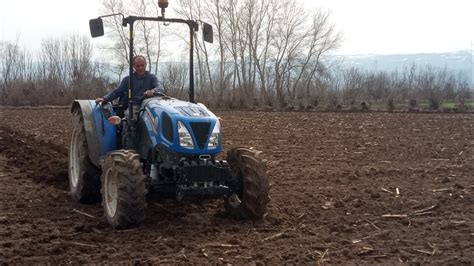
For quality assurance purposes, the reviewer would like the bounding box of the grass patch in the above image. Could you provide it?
[441,100,474,109]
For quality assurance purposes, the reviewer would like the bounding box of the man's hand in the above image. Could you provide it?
[95,98,104,104]
[144,90,155,98]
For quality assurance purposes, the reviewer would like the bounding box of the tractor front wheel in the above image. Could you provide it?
[225,147,270,219]
[69,110,101,204]
[101,150,147,229]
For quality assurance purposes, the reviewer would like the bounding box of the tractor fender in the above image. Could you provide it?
[71,100,101,167]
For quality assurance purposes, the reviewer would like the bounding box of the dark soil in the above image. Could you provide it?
[1,107,473,264]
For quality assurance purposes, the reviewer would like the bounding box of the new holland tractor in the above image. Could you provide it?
[68,1,270,229]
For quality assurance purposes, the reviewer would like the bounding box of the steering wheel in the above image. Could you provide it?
[151,91,171,99]
[153,91,166,97]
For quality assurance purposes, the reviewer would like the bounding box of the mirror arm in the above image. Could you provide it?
[98,13,125,20]
[96,13,127,27]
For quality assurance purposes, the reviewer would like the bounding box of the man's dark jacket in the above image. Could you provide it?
[103,71,163,107]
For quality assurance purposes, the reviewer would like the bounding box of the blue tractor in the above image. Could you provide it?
[68,1,270,229]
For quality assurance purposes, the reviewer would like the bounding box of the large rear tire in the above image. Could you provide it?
[225,147,270,219]
[69,110,101,204]
[101,150,147,229]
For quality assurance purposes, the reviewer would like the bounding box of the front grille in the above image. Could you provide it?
[190,122,210,149]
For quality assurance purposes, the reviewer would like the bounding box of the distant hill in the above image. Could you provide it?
[332,50,473,85]
[95,50,474,87]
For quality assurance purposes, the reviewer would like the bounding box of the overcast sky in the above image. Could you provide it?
[1,0,473,55]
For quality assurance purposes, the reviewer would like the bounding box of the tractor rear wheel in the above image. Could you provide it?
[225,147,270,219]
[101,150,147,229]
[69,110,101,204]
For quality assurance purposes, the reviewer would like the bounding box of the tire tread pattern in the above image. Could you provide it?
[69,111,101,204]
[101,150,147,229]
[225,147,270,219]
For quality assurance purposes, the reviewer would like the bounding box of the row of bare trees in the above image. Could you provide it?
[334,65,472,110]
[0,35,110,106]
[1,34,471,109]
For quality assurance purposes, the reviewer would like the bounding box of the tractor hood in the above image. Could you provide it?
[140,97,222,155]
[143,97,211,118]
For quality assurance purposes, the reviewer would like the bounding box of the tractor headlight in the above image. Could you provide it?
[177,121,194,149]
[207,120,220,149]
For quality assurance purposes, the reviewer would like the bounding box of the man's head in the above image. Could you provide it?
[133,55,147,76]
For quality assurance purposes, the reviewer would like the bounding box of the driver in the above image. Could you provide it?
[95,55,163,110]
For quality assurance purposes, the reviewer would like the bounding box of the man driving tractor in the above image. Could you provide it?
[95,55,163,109]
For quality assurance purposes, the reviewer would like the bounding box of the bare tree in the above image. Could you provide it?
[293,10,342,100]
[0,41,19,104]
[162,61,189,100]
[342,67,363,107]
[175,0,217,101]
[99,0,165,81]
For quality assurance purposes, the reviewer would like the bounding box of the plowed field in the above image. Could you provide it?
[1,107,473,264]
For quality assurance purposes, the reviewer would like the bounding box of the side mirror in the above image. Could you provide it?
[89,18,104,38]
[202,23,213,43]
